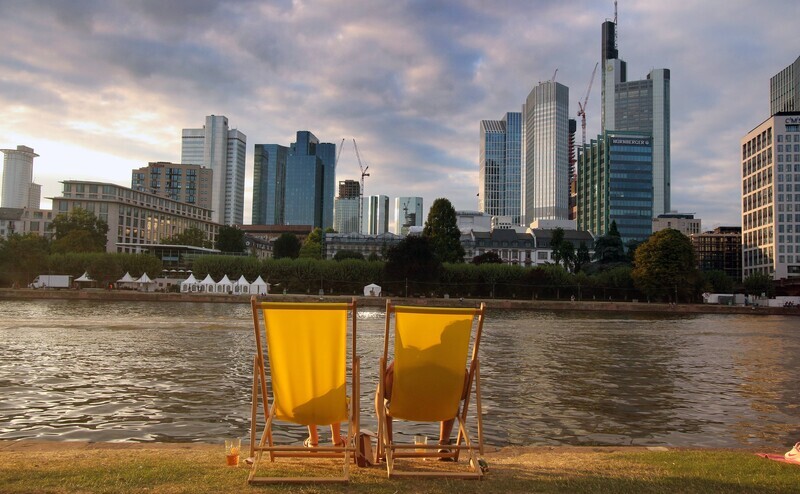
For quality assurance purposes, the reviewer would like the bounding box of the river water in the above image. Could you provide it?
[1,300,798,449]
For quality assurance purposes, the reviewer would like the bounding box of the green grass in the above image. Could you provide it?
[1,445,799,493]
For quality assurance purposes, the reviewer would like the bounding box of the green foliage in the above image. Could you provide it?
[384,235,441,295]
[632,229,699,302]
[163,226,212,248]
[574,241,591,273]
[702,270,735,293]
[273,233,301,259]
[743,272,774,297]
[215,225,246,253]
[592,233,627,264]
[472,251,503,264]
[422,198,465,263]
[298,228,323,260]
[0,233,50,286]
[333,250,365,261]
[50,208,108,253]
[367,252,380,261]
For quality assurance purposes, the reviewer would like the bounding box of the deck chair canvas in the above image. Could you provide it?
[377,300,486,479]
[248,297,360,484]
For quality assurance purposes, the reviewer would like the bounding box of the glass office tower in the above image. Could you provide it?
[252,144,288,225]
[479,112,522,225]
[577,131,653,244]
[770,56,800,114]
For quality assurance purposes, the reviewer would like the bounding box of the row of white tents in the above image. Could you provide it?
[180,274,269,295]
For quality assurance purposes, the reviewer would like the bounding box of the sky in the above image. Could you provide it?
[0,0,798,230]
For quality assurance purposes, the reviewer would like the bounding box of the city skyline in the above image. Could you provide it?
[0,1,797,229]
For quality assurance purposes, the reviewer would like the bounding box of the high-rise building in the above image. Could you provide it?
[334,180,360,233]
[252,131,336,229]
[393,197,423,235]
[577,131,653,244]
[1,145,41,209]
[600,19,671,217]
[523,81,570,225]
[181,115,246,225]
[479,112,522,225]
[691,226,742,281]
[252,144,288,225]
[362,195,389,235]
[770,56,800,114]
[741,112,800,280]
[131,162,213,209]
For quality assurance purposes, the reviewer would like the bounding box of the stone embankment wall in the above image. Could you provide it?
[1,288,798,316]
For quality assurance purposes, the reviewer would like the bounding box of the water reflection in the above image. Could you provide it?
[0,300,799,449]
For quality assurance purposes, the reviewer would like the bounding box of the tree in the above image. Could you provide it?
[422,198,465,263]
[273,233,301,259]
[632,229,698,302]
[384,235,441,295]
[216,225,246,253]
[574,241,591,273]
[592,221,626,264]
[550,228,566,266]
[163,226,211,248]
[702,270,735,293]
[472,251,503,264]
[299,228,323,259]
[0,233,50,286]
[334,250,365,261]
[743,272,774,298]
[50,208,108,253]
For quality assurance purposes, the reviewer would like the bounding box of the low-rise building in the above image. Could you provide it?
[690,226,742,280]
[653,213,701,236]
[323,232,403,260]
[0,207,55,240]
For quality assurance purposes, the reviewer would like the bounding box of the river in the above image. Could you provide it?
[1,300,798,449]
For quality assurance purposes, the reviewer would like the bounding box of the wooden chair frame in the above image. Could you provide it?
[248,296,360,484]
[376,300,486,479]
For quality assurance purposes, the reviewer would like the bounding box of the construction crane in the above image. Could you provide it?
[551,68,558,83]
[577,61,599,146]
[334,138,345,168]
[353,138,369,232]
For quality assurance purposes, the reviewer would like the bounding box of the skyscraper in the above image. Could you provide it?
[131,162,213,210]
[181,115,246,225]
[523,81,570,225]
[479,112,522,225]
[252,131,336,229]
[334,180,360,233]
[393,197,423,235]
[252,144,288,225]
[1,145,40,209]
[770,56,800,114]
[362,195,389,235]
[600,19,671,217]
[577,131,653,244]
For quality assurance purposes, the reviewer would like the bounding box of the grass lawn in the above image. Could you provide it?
[1,443,799,493]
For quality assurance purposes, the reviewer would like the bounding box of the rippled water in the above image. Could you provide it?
[1,300,799,449]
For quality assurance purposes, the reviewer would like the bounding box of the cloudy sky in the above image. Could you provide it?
[0,0,797,229]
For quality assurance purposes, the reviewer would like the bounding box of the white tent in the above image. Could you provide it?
[199,274,216,293]
[363,283,381,297]
[234,275,251,295]
[136,273,157,292]
[75,272,94,282]
[251,275,269,295]
[116,272,137,290]
[217,274,234,294]
[180,274,199,293]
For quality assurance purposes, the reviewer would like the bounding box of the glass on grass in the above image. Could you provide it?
[225,438,241,466]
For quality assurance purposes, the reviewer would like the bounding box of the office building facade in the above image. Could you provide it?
[523,81,570,224]
[51,181,219,253]
[741,112,800,280]
[252,144,288,225]
[393,196,423,235]
[770,56,800,114]
[1,145,41,209]
[691,226,742,280]
[652,213,701,236]
[131,162,212,210]
[577,131,654,244]
[479,112,522,225]
[601,19,671,217]
[362,195,389,235]
[181,115,246,225]
[252,131,335,229]
[334,180,360,234]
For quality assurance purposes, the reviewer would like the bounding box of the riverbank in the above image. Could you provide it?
[1,287,798,316]
[1,441,798,493]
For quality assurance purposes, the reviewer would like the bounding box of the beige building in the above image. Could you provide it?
[652,213,701,236]
[132,162,213,210]
[0,207,54,240]
[51,181,219,253]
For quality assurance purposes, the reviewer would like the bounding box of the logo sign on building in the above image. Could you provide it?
[610,137,651,146]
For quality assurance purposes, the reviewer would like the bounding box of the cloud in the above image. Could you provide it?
[0,0,797,229]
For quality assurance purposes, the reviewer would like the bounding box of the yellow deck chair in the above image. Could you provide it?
[377,300,486,479]
[248,296,360,484]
